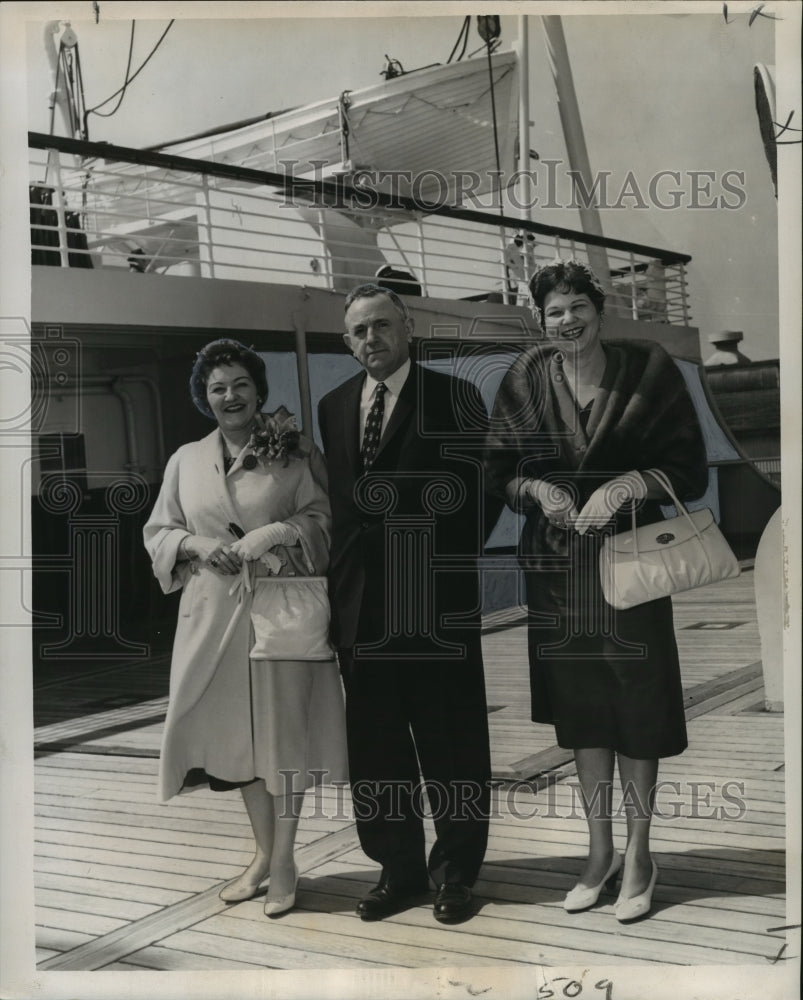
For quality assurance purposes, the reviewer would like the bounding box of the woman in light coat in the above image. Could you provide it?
[144,339,347,916]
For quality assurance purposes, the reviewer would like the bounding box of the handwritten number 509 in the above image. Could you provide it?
[537,979,614,999]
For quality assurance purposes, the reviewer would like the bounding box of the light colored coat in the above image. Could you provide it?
[144,427,331,801]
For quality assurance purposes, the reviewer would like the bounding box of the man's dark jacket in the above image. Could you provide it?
[319,362,491,657]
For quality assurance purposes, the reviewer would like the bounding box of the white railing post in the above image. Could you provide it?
[317,208,332,288]
[498,225,509,298]
[50,152,70,267]
[629,252,638,320]
[678,264,691,325]
[416,215,429,297]
[198,175,215,278]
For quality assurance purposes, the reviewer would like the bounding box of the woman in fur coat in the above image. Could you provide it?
[484,260,708,922]
[144,339,347,917]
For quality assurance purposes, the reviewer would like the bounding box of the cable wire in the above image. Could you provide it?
[446,16,470,63]
[87,20,135,127]
[83,19,174,135]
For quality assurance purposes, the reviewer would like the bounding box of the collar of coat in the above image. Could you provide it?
[489,338,690,472]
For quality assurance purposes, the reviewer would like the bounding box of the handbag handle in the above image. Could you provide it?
[626,468,703,557]
[643,467,706,543]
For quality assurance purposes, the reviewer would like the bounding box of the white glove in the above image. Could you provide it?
[259,551,286,575]
[574,471,647,535]
[527,479,580,528]
[230,522,299,561]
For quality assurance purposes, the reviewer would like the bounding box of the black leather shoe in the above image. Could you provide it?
[356,881,429,921]
[433,883,473,923]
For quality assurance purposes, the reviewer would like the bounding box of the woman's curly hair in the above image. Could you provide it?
[529,258,606,328]
[189,338,268,419]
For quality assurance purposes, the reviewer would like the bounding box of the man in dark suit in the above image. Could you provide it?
[318,283,493,923]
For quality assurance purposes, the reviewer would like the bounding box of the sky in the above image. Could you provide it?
[19,4,784,359]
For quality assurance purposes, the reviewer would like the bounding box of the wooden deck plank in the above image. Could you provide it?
[33,815,344,856]
[34,802,353,837]
[36,887,161,922]
[483,825,785,861]
[36,905,128,937]
[34,827,259,865]
[102,948,268,972]
[157,926,431,970]
[35,949,61,963]
[35,871,190,908]
[35,927,94,954]
[34,855,218,894]
[33,841,246,881]
[33,795,356,831]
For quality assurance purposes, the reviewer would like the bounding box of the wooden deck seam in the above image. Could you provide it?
[37,824,361,971]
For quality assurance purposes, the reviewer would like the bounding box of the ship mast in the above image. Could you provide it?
[515,14,532,225]
[539,15,612,286]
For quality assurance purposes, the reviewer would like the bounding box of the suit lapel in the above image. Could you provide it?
[372,362,416,466]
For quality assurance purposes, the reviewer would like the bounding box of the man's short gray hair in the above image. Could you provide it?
[344,283,411,324]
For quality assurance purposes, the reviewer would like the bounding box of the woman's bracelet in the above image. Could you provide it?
[517,478,540,508]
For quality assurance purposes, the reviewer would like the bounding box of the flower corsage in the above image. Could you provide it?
[243,406,301,469]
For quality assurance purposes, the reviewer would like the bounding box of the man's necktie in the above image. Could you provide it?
[361,382,386,468]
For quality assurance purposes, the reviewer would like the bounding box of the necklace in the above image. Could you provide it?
[220,422,253,470]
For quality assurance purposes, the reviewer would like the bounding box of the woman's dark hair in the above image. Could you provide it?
[190,339,268,419]
[529,259,606,327]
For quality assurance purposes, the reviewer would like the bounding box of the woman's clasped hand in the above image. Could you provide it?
[182,534,241,574]
[528,470,647,533]
[526,479,579,528]
[229,521,298,562]
[572,470,648,534]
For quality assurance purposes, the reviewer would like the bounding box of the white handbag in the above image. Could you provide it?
[249,575,334,661]
[599,467,740,610]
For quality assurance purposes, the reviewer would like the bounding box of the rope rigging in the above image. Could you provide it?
[446,16,471,63]
[85,20,136,124]
[82,19,175,138]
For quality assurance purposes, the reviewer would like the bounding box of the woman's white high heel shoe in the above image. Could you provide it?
[263,863,299,917]
[563,853,622,912]
[614,857,658,922]
[219,866,269,903]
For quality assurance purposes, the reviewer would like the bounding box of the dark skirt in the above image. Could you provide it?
[524,534,687,760]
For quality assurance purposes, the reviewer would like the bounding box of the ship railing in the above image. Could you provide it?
[29,132,693,326]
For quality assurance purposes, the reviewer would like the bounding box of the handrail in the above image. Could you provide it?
[29,131,692,267]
